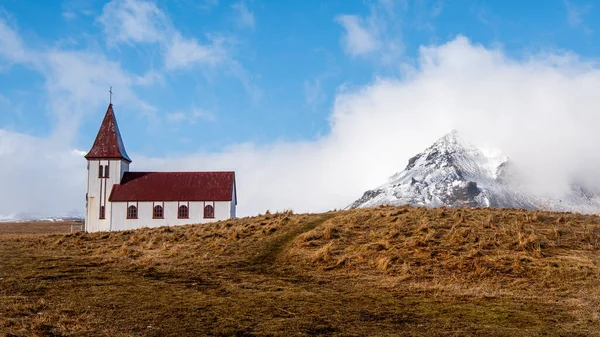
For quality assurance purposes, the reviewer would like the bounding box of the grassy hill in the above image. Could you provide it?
[2,206,600,336]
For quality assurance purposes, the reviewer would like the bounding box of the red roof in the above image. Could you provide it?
[109,171,236,203]
[85,104,131,162]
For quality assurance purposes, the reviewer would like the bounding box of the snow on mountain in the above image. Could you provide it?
[0,212,84,223]
[350,131,600,213]
[0,214,17,222]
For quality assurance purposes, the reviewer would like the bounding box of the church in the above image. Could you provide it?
[84,103,237,233]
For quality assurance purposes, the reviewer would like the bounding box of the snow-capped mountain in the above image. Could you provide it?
[0,212,84,223]
[350,131,600,213]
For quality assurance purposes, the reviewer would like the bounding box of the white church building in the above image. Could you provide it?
[84,104,237,232]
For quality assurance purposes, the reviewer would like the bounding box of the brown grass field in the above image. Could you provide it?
[2,206,600,336]
[0,221,81,235]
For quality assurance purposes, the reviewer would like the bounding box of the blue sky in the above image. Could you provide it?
[1,0,597,154]
[1,0,600,217]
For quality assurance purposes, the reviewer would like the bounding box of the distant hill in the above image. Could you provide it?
[0,212,83,223]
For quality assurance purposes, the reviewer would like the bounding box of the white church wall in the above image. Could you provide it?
[86,160,109,232]
[85,159,130,232]
[109,201,233,231]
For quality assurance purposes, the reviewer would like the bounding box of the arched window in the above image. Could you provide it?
[204,204,214,218]
[104,165,109,178]
[99,206,105,219]
[153,205,164,219]
[127,205,137,219]
[178,205,189,219]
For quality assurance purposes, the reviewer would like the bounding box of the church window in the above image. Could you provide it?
[204,204,214,218]
[127,205,137,219]
[153,205,164,219]
[99,206,105,219]
[178,205,189,219]
[98,164,109,178]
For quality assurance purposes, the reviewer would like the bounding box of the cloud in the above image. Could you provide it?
[564,0,593,35]
[0,129,85,218]
[231,2,255,29]
[99,0,230,69]
[125,36,600,215]
[0,14,154,140]
[0,15,35,65]
[61,0,96,21]
[98,0,168,45]
[62,12,78,20]
[43,50,157,138]
[166,108,215,123]
[4,8,600,220]
[0,15,156,217]
[200,0,219,10]
[335,1,404,63]
[335,15,379,56]
[164,33,228,69]
[98,0,257,99]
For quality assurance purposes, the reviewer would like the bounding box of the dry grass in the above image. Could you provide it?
[0,221,80,235]
[2,207,600,336]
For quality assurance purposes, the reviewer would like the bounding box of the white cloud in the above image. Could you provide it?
[166,108,215,123]
[164,33,228,69]
[0,129,85,218]
[200,0,219,10]
[564,0,593,35]
[0,16,35,65]
[335,15,379,56]
[99,0,231,70]
[62,12,77,20]
[0,15,155,140]
[335,1,404,63]
[98,0,257,99]
[127,36,600,215]
[98,0,168,45]
[0,16,156,217]
[4,6,600,220]
[43,50,157,138]
[231,2,255,29]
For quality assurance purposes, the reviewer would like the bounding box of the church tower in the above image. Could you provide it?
[84,104,131,232]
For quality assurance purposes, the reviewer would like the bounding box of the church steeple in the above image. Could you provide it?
[85,104,131,163]
[85,103,132,232]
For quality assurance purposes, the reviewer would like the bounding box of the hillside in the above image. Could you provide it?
[2,207,600,336]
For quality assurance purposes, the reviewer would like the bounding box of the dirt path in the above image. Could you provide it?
[245,213,335,273]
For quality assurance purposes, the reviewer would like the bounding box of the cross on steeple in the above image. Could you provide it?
[109,86,113,104]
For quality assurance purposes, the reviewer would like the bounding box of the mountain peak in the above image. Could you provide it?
[439,129,460,143]
[429,130,472,152]
[402,130,477,173]
[349,132,600,213]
